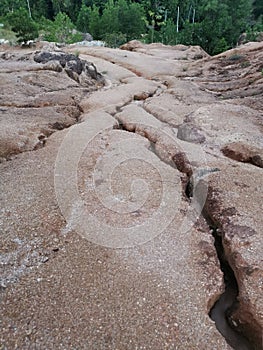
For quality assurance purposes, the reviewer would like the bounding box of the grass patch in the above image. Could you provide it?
[74,50,80,58]
[240,61,250,68]
[227,53,245,61]
[0,28,17,43]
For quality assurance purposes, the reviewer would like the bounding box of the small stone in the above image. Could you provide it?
[41,256,49,263]
[177,123,206,143]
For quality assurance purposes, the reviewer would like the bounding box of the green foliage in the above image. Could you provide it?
[0,26,17,44]
[99,0,145,41]
[240,60,250,68]
[6,7,38,43]
[253,0,263,19]
[0,0,26,17]
[224,0,253,46]
[0,0,54,20]
[76,3,90,32]
[246,18,263,41]
[42,12,82,43]
[0,0,262,54]
[31,0,52,19]
[213,38,229,55]
[118,0,145,40]
[161,19,177,45]
[228,53,245,61]
[100,0,119,34]
[103,32,127,47]
[88,5,101,38]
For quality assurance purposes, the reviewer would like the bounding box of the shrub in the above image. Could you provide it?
[42,12,82,44]
[6,7,38,43]
[103,32,127,48]
[228,53,245,61]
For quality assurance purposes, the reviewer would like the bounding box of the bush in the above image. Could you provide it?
[103,32,127,47]
[42,12,82,44]
[161,19,178,45]
[228,53,245,61]
[6,8,38,43]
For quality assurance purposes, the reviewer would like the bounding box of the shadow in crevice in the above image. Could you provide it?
[208,226,254,350]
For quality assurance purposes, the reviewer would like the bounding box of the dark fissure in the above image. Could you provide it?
[208,225,254,350]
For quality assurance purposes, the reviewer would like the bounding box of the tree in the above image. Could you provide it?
[88,5,101,38]
[30,0,54,19]
[76,2,90,32]
[161,18,177,45]
[99,0,146,42]
[0,0,26,17]
[43,12,82,43]
[100,0,119,34]
[118,0,145,40]
[196,0,231,54]
[6,7,38,42]
[253,0,263,20]
[51,0,82,21]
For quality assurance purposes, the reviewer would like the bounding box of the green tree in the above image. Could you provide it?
[0,0,26,17]
[197,0,231,54]
[225,0,253,46]
[100,0,145,42]
[100,0,119,34]
[253,0,263,19]
[51,0,82,21]
[118,0,145,40]
[43,12,81,43]
[76,2,90,32]
[30,0,54,19]
[6,7,38,42]
[161,18,177,45]
[103,32,127,47]
[88,5,101,38]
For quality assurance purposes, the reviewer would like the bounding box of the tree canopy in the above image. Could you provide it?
[0,0,262,53]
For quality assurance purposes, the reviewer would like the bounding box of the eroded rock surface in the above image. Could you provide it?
[0,49,104,159]
[203,164,263,349]
[221,142,263,168]
[0,41,262,349]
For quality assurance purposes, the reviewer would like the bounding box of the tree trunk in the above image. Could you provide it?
[26,0,32,18]
[176,6,179,33]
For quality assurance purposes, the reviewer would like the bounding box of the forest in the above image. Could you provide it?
[0,0,262,54]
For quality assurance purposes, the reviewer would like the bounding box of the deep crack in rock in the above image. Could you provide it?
[208,225,254,350]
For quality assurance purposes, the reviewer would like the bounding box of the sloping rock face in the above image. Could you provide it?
[0,49,104,160]
[120,40,209,60]
[187,41,263,111]
[0,41,262,350]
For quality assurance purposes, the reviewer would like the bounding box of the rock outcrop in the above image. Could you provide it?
[0,42,262,350]
[0,49,104,160]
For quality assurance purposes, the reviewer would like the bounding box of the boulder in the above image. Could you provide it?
[82,32,93,41]
[120,40,144,51]
[34,51,104,86]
